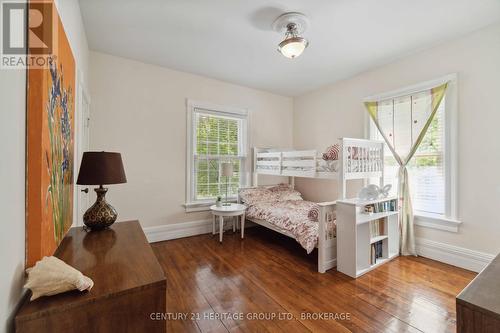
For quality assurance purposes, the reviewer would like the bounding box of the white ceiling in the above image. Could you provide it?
[79,0,500,96]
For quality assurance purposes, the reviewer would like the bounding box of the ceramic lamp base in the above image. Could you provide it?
[83,186,117,231]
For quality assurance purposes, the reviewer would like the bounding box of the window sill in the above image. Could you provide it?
[184,199,237,213]
[414,213,462,232]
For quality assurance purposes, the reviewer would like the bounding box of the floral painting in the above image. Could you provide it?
[26,1,75,267]
[46,56,73,243]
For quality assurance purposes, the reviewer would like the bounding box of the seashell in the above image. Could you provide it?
[24,256,94,301]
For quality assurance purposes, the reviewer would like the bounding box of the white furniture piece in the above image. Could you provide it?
[246,138,386,273]
[253,138,385,198]
[336,196,399,278]
[210,204,247,243]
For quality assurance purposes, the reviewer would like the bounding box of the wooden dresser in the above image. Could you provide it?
[15,221,166,333]
[457,253,500,333]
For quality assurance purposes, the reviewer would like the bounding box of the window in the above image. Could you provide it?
[367,75,460,231]
[371,98,446,213]
[186,100,248,210]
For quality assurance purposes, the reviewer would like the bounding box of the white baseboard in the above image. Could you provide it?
[416,237,495,272]
[143,219,256,243]
[144,219,213,243]
[324,258,337,271]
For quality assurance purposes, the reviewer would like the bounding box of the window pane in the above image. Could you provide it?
[411,91,434,143]
[197,184,208,199]
[197,159,208,171]
[207,117,218,142]
[208,170,219,183]
[197,116,209,142]
[193,108,244,201]
[196,142,207,155]
[409,100,445,215]
[219,118,229,143]
[393,96,412,159]
[220,143,229,155]
[376,101,394,148]
[196,168,207,185]
[370,95,446,216]
[207,143,218,155]
[228,144,238,156]
[228,121,238,144]
[417,98,444,155]
[208,184,219,198]
[408,155,445,215]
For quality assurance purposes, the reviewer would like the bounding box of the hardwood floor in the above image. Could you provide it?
[152,226,476,333]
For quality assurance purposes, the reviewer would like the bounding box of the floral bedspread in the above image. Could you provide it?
[246,200,336,253]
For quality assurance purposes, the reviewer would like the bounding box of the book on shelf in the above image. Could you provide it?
[369,219,385,238]
[370,240,384,265]
[364,199,397,214]
[371,244,376,265]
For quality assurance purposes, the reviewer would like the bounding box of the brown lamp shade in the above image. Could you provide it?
[77,152,127,185]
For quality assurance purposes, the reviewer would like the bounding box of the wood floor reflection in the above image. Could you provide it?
[152,226,476,333]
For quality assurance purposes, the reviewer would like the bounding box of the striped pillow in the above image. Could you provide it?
[322,144,361,160]
[322,144,339,161]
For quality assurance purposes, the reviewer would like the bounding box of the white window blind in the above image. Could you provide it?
[192,108,246,201]
[370,96,446,216]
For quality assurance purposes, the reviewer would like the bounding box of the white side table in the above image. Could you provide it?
[210,204,247,243]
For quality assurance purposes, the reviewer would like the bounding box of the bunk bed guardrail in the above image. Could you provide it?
[253,138,385,182]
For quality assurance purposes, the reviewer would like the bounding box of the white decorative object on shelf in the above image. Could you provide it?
[24,256,94,301]
[358,184,380,200]
[379,184,392,198]
[358,184,392,200]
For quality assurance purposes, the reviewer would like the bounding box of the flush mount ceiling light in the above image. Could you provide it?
[273,12,310,59]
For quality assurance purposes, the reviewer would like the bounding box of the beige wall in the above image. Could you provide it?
[89,52,293,228]
[0,66,26,333]
[294,23,500,255]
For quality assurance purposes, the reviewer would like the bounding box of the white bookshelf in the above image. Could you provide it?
[336,196,399,278]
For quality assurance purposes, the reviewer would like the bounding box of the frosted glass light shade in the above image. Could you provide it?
[221,163,233,177]
[278,37,308,59]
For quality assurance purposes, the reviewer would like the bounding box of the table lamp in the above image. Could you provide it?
[76,152,127,230]
[221,163,233,206]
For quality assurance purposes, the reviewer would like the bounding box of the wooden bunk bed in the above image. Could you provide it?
[238,138,385,273]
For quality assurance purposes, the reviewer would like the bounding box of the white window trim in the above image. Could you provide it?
[364,73,461,232]
[184,99,249,212]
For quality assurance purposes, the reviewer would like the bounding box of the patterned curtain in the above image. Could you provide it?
[364,83,448,255]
